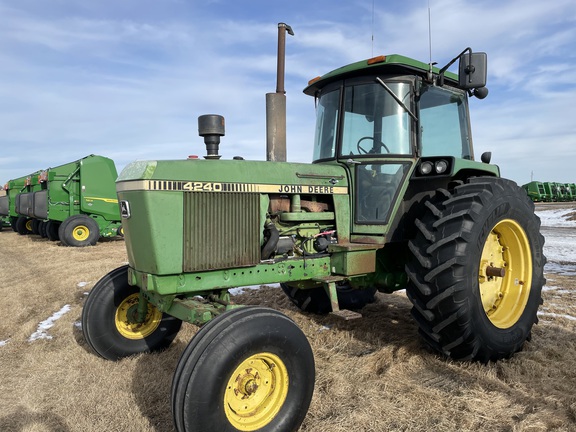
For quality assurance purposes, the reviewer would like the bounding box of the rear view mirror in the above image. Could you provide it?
[459,52,487,89]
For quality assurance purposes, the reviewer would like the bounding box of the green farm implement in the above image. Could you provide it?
[4,155,122,246]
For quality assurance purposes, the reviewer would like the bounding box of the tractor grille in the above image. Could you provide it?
[183,192,261,272]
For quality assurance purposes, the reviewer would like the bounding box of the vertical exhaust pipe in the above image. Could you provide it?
[266,22,294,162]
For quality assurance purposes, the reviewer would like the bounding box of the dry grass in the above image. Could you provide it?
[1,230,576,431]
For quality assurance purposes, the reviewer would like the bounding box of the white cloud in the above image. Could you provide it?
[0,0,574,185]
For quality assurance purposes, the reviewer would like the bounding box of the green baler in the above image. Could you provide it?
[522,181,548,202]
[9,155,122,246]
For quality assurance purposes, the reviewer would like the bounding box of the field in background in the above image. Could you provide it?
[1,207,576,432]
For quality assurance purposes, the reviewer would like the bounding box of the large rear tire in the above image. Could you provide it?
[405,177,545,362]
[172,306,315,432]
[82,265,182,360]
[280,282,376,314]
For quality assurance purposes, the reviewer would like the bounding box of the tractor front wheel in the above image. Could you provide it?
[172,306,315,432]
[405,177,545,362]
[82,265,182,361]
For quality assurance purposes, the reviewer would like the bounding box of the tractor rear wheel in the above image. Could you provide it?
[59,215,100,246]
[172,306,315,432]
[405,177,545,362]
[280,282,376,314]
[82,265,182,360]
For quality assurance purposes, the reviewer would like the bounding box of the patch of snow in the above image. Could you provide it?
[28,305,71,342]
[538,311,576,321]
[545,262,576,276]
[229,284,280,296]
[536,208,576,228]
[74,321,82,329]
[0,339,9,347]
[77,281,89,288]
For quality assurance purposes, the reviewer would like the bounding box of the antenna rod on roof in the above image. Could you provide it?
[427,1,433,82]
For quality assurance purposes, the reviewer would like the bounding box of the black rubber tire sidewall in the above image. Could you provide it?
[280,283,376,314]
[82,265,182,360]
[59,215,100,247]
[406,177,545,362]
[173,307,315,432]
[45,220,60,241]
[15,216,31,235]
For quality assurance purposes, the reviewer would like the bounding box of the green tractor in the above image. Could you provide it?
[82,24,545,432]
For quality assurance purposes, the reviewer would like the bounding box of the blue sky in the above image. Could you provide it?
[1,0,575,186]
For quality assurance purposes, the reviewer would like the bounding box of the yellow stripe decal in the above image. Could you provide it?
[84,196,119,203]
[117,180,347,195]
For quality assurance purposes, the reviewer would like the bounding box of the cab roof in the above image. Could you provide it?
[303,54,459,96]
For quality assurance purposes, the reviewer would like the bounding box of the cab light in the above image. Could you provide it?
[419,161,433,175]
[308,76,321,86]
[435,160,449,174]
[367,55,386,65]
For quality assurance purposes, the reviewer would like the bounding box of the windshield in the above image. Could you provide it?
[341,82,412,157]
[419,84,472,159]
[312,81,413,161]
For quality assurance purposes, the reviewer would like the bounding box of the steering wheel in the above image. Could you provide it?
[356,136,390,154]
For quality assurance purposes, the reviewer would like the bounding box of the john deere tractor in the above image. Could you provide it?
[82,24,545,432]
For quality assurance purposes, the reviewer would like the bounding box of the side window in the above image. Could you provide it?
[312,89,340,161]
[419,85,472,159]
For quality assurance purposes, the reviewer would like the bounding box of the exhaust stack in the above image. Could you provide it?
[266,22,294,162]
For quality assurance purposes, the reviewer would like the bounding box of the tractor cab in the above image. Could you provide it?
[305,50,491,237]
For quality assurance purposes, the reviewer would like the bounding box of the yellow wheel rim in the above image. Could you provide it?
[224,352,289,431]
[72,225,90,241]
[26,220,33,231]
[114,293,162,339]
[479,219,532,329]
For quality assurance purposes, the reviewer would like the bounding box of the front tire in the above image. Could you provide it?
[172,306,315,432]
[405,177,545,362]
[82,265,182,361]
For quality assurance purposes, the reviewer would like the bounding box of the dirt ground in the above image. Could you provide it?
[1,221,576,432]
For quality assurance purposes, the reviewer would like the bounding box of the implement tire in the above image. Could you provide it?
[405,177,545,362]
[59,215,100,247]
[46,220,60,241]
[82,265,182,360]
[172,306,314,432]
[16,217,32,235]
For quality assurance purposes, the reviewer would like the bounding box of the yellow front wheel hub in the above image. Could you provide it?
[224,353,289,431]
[72,225,90,241]
[479,219,532,329]
[115,293,162,339]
